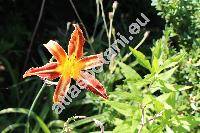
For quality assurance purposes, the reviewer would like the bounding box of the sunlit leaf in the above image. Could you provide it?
[158,66,178,80]
[118,62,142,81]
[129,47,151,71]
[104,101,136,116]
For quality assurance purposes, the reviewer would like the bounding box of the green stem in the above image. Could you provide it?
[26,83,46,132]
[26,57,53,132]
[28,83,46,118]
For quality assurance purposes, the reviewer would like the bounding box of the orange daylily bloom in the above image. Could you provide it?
[23,24,108,103]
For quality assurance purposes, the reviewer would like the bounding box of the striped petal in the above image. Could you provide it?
[68,24,85,59]
[77,71,108,99]
[44,40,67,63]
[53,76,71,103]
[23,62,60,80]
[80,54,104,70]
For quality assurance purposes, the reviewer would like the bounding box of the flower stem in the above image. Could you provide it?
[26,83,47,132]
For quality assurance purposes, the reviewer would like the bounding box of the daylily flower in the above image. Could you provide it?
[23,24,108,103]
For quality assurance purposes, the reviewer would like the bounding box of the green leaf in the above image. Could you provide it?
[174,85,192,91]
[152,56,159,73]
[0,108,50,133]
[110,91,142,102]
[48,120,65,128]
[173,116,200,132]
[33,103,50,132]
[157,92,176,109]
[2,123,26,133]
[104,101,135,116]
[158,53,185,72]
[151,40,162,59]
[118,62,142,81]
[128,73,155,91]
[150,124,163,133]
[113,119,133,133]
[129,47,151,71]
[142,94,153,105]
[153,99,165,112]
[159,81,177,92]
[158,66,178,80]
[166,125,174,133]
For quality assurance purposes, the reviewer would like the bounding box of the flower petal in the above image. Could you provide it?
[77,71,108,99]
[44,40,67,63]
[53,76,71,103]
[23,62,60,80]
[68,24,85,59]
[80,54,104,70]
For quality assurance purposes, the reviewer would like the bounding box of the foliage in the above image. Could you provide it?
[0,0,199,132]
[101,34,199,132]
[151,0,200,122]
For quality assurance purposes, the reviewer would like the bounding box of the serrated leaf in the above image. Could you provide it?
[128,73,154,91]
[113,120,132,133]
[158,66,178,80]
[118,62,142,81]
[158,53,185,72]
[129,47,151,71]
[104,101,135,116]
[110,91,142,102]
[157,92,175,109]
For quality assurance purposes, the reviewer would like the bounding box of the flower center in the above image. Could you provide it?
[60,55,84,79]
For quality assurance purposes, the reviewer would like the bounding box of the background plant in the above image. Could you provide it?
[0,0,199,132]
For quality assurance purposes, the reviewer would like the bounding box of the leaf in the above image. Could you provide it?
[118,62,142,81]
[152,40,162,59]
[150,124,163,133]
[0,108,50,133]
[159,80,176,92]
[48,120,65,128]
[129,47,151,71]
[33,103,50,132]
[158,53,185,72]
[128,73,155,91]
[113,119,133,133]
[157,92,176,109]
[153,99,165,112]
[152,56,159,73]
[174,85,192,91]
[110,91,142,102]
[2,123,26,133]
[113,118,123,126]
[104,101,135,116]
[173,116,200,132]
[166,125,174,133]
[158,66,178,80]
[142,94,153,105]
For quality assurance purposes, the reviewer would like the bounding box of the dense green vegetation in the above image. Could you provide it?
[0,0,199,132]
